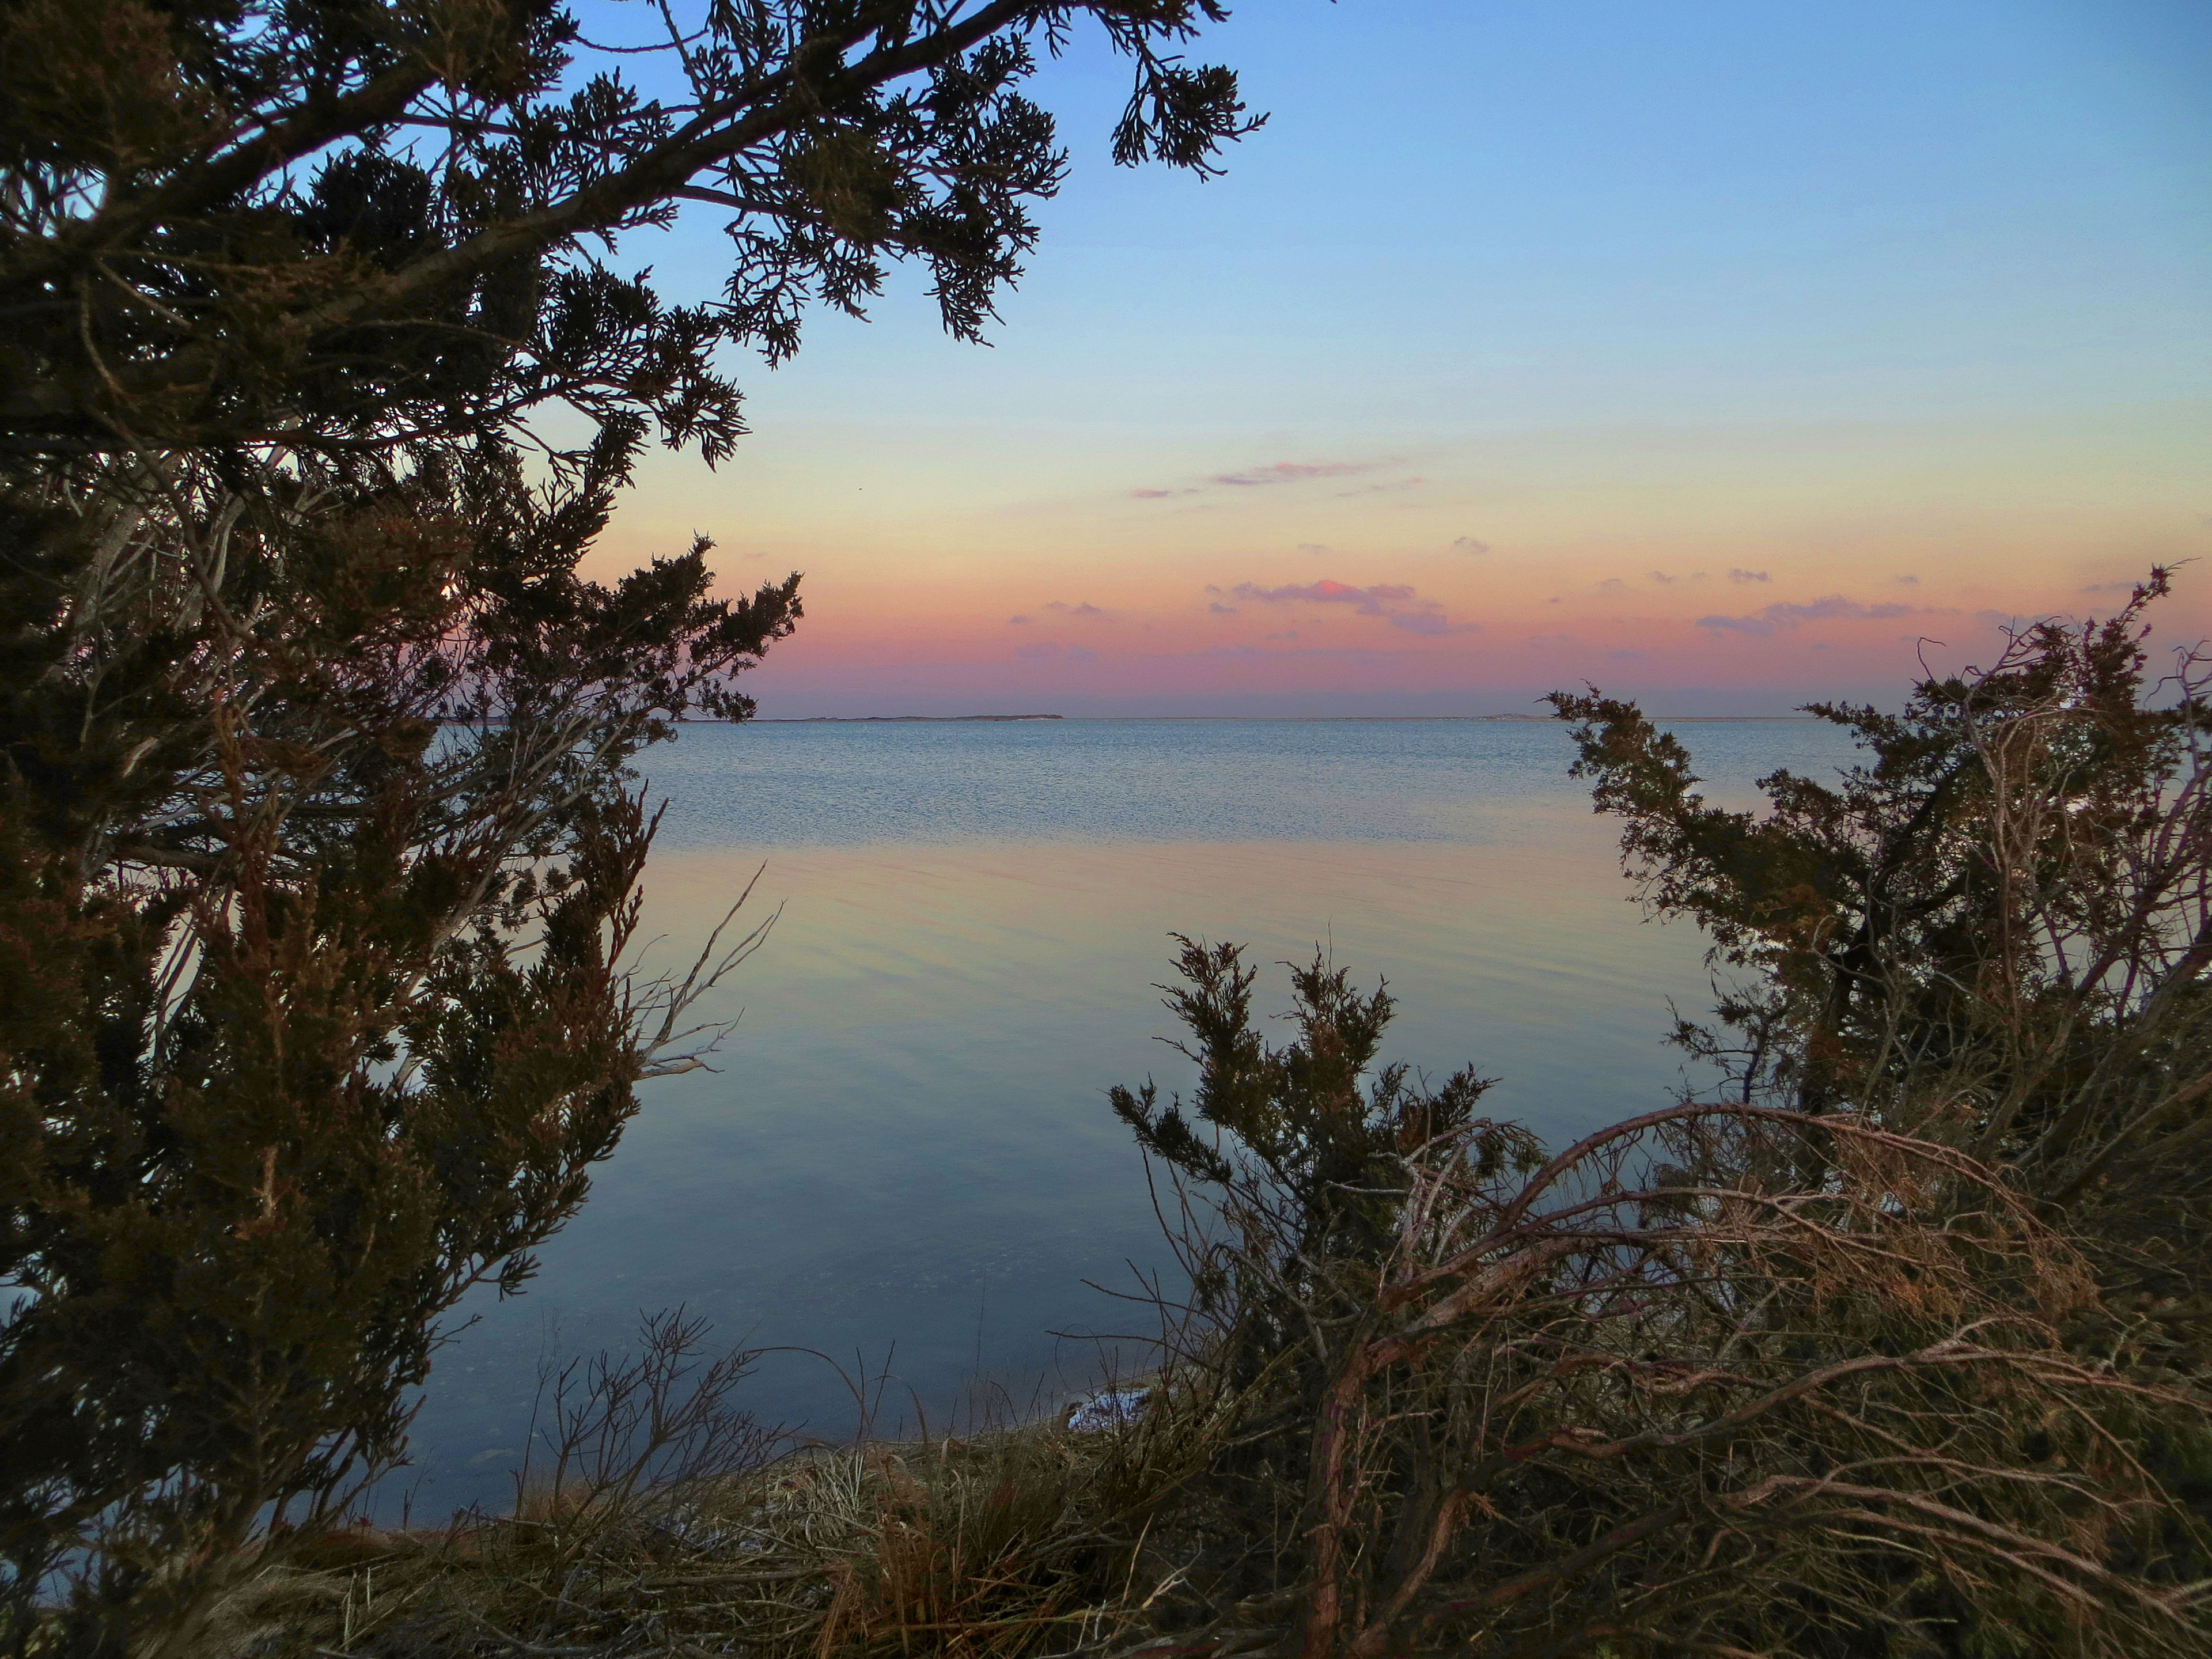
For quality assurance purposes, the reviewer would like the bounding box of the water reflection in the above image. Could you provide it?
[393,721,1858,1515]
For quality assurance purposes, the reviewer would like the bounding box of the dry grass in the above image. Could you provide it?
[187,1365,1242,1659]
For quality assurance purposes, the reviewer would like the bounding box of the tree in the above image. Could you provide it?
[0,0,1254,462]
[0,3,1257,1649]
[0,435,809,1656]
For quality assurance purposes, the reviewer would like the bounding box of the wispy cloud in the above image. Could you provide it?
[1216,461,1378,487]
[1015,642,1097,662]
[1228,577,1474,635]
[1727,568,1770,585]
[1387,611,1460,636]
[1334,476,1425,497]
[1698,595,1914,637]
[1893,574,1919,587]
[1650,570,1679,585]
[1043,599,1108,618]
[1131,459,1385,499]
[1233,578,1415,613]
[1452,536,1490,555]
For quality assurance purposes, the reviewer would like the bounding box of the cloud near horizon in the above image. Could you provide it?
[1131,459,1382,498]
[1699,595,1916,637]
[1229,577,1474,636]
[1014,641,1098,663]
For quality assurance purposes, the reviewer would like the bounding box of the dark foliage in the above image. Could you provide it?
[0,440,797,1654]
[0,0,1257,463]
[1112,936,1518,1287]
[1548,570,2212,1332]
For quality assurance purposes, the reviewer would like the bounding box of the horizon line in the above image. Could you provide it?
[741,713,1824,724]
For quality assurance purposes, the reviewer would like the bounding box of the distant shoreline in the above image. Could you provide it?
[745,713,1822,724]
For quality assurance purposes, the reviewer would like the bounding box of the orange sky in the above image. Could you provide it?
[597,397,2210,715]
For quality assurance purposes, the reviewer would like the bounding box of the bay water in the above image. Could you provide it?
[394,717,1860,1515]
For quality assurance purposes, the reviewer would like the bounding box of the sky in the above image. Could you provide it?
[582,0,2212,717]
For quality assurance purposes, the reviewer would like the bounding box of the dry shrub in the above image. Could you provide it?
[813,1439,1088,1656]
[1287,1107,2196,1657]
[1105,938,2212,1659]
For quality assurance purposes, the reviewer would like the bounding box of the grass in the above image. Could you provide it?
[194,1361,1248,1659]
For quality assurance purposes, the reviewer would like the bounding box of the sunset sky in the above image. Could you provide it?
[586,0,2211,717]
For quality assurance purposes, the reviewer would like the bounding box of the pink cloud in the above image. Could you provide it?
[1699,595,1915,637]
[1213,460,1377,487]
[1228,577,1474,636]
[1233,578,1416,612]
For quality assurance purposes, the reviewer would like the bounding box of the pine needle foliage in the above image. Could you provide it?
[1104,956,2209,1659]
[0,441,798,1656]
[0,0,1258,464]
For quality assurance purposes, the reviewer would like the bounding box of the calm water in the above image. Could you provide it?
[395,718,1859,1514]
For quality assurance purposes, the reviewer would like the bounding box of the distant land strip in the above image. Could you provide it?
[748,712,1819,724]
